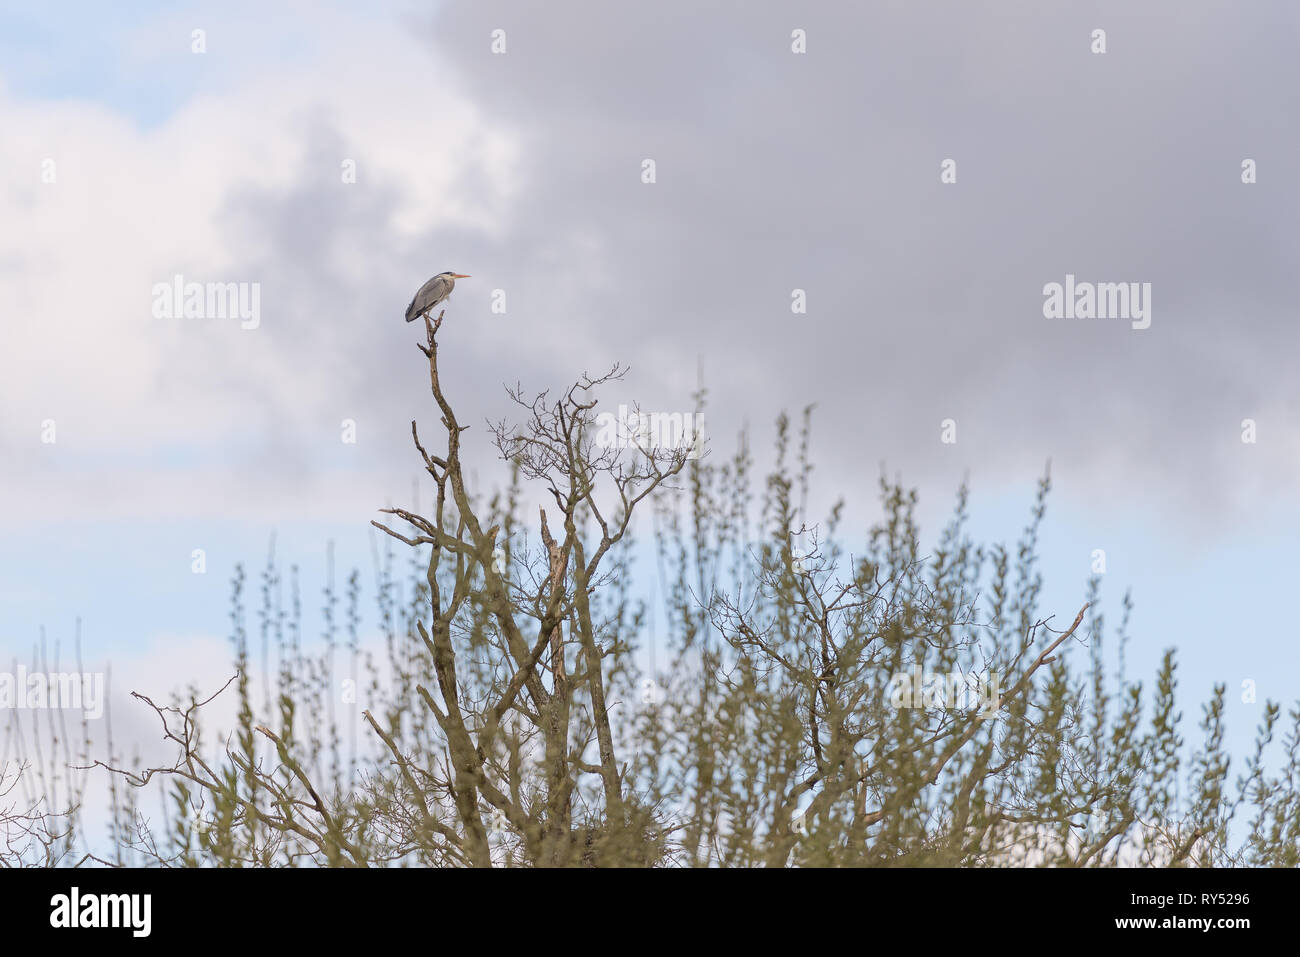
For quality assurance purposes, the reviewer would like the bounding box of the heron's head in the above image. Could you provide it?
[440,271,471,280]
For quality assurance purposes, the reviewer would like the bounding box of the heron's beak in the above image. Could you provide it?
[452,273,471,278]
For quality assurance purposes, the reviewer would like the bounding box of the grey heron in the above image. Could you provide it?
[405,271,470,322]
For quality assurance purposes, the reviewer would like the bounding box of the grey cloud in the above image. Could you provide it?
[166,1,1299,529]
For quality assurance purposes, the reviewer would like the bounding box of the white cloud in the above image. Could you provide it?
[0,5,521,525]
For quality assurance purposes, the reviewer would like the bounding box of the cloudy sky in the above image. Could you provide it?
[2,1,1297,786]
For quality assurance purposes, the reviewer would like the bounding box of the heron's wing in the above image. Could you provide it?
[404,291,421,321]
[404,275,448,321]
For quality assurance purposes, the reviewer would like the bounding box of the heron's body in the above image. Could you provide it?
[405,271,470,322]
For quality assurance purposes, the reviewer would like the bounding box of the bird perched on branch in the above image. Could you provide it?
[405,271,470,322]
